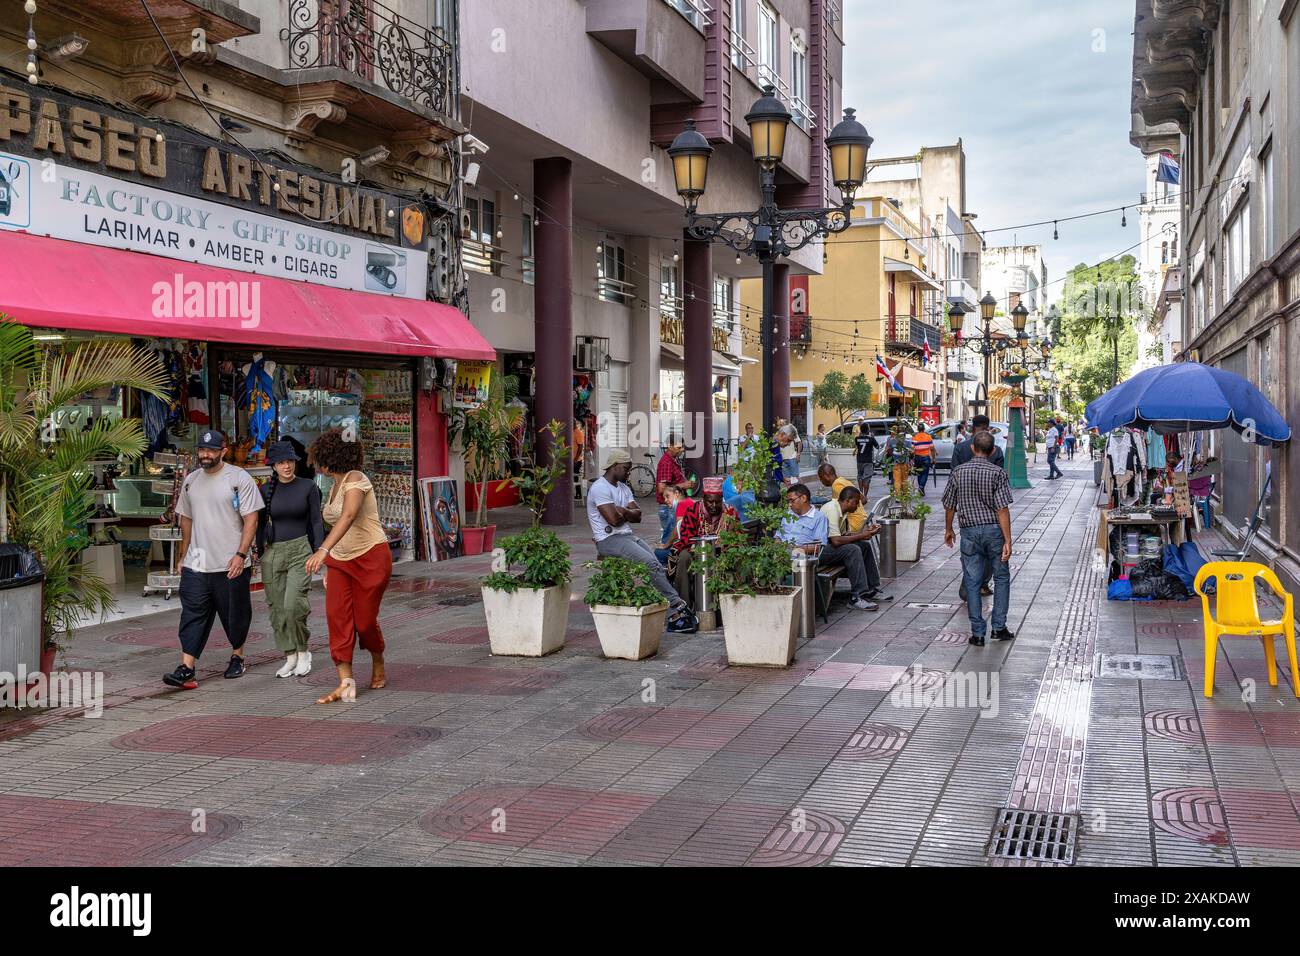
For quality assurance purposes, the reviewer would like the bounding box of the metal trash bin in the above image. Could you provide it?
[876,518,899,579]
[0,544,44,677]
[791,548,817,641]
[692,535,720,631]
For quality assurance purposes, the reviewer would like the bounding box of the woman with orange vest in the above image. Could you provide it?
[911,425,935,495]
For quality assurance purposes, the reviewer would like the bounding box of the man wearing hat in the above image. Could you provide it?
[670,476,739,609]
[163,429,264,689]
[588,450,698,633]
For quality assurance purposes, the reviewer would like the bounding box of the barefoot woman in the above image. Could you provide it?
[304,429,393,703]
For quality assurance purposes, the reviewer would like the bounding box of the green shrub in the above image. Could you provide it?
[482,526,571,592]
[583,557,665,608]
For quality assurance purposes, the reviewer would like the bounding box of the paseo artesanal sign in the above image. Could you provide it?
[0,79,430,298]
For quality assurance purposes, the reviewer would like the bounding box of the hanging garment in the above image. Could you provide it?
[242,356,276,453]
[141,391,170,456]
[1145,427,1166,469]
[186,343,209,425]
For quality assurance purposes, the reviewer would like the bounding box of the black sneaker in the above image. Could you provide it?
[992,627,1016,641]
[967,634,986,646]
[223,654,246,679]
[163,664,198,689]
[667,609,699,634]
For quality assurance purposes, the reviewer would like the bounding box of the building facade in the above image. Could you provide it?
[0,0,486,592]
[1131,0,1300,590]
[1131,119,1183,368]
[457,0,844,517]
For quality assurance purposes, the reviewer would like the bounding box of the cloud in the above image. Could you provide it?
[842,0,1145,299]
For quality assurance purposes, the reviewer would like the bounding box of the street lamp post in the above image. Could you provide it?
[668,89,873,433]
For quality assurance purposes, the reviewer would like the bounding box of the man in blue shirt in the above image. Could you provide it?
[776,484,877,611]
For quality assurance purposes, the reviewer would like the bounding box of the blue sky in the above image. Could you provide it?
[841,0,1144,300]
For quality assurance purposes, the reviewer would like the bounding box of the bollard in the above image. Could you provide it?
[791,548,817,641]
[876,517,899,579]
[693,534,720,630]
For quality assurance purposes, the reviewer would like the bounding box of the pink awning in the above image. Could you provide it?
[0,231,494,361]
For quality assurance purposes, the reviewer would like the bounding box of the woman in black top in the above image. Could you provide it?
[258,441,325,677]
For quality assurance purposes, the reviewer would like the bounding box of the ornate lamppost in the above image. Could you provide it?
[667,88,873,432]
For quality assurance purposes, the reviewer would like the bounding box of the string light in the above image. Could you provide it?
[1121,206,1127,227]
[1052,220,1059,240]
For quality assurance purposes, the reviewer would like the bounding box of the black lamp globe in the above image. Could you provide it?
[825,108,873,197]
[667,118,714,212]
[744,85,793,169]
[979,292,997,323]
[947,302,965,335]
[1011,302,1029,333]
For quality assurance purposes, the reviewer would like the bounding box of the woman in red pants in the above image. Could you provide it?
[304,429,392,703]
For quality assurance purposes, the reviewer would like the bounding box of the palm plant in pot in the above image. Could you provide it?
[693,433,800,667]
[448,373,522,555]
[0,318,168,667]
[583,556,667,660]
[480,424,573,656]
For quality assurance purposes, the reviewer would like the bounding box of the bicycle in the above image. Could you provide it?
[627,451,700,499]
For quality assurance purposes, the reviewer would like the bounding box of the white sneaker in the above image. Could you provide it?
[292,651,312,676]
[275,654,298,678]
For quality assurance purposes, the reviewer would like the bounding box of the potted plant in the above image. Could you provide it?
[0,318,167,670]
[695,434,800,667]
[889,481,932,562]
[481,525,572,656]
[825,430,858,479]
[583,556,668,660]
[447,373,522,555]
[507,419,569,528]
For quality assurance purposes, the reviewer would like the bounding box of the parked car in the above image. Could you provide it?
[930,420,1009,469]
[825,416,920,446]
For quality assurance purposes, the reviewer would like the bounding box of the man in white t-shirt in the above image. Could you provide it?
[163,429,264,690]
[1044,421,1063,480]
[588,450,697,633]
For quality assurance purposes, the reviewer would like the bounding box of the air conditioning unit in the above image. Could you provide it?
[574,336,609,372]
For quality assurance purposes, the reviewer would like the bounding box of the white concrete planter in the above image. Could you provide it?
[590,602,668,660]
[827,448,858,481]
[896,517,925,562]
[720,588,800,667]
[481,582,570,657]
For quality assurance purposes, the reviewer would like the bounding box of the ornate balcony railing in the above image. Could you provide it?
[886,314,940,352]
[287,0,458,119]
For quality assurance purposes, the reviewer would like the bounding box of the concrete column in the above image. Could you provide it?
[533,157,573,526]
[771,262,791,427]
[683,234,713,476]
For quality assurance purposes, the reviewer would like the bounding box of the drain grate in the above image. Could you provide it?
[1094,653,1182,680]
[906,602,953,610]
[988,808,1078,863]
[437,593,483,607]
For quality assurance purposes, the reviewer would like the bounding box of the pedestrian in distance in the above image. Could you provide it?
[588,450,698,633]
[306,429,393,704]
[654,435,693,544]
[911,423,934,495]
[257,441,324,679]
[163,429,263,690]
[1044,419,1064,480]
[854,422,880,495]
[811,423,829,466]
[942,431,1016,646]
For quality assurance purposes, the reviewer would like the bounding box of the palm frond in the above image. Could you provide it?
[42,339,169,413]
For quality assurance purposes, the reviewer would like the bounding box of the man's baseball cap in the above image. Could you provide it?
[605,450,631,466]
[196,429,226,449]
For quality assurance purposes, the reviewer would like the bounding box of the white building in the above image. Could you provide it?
[1131,129,1181,369]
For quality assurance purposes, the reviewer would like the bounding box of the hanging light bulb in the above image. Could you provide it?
[596,243,603,254]
[512,193,519,201]
[1121,207,1127,227]
[27,29,37,50]
[736,255,742,265]
[26,54,37,75]
[24,0,37,13]
[1053,221,1059,240]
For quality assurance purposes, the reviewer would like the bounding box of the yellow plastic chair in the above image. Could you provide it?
[1193,561,1298,699]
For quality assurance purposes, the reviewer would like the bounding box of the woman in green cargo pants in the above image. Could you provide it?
[257,441,324,677]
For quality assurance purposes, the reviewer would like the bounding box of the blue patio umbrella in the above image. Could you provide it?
[1085,362,1290,444]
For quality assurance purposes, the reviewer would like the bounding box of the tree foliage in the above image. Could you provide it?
[1052,256,1142,406]
[811,371,880,426]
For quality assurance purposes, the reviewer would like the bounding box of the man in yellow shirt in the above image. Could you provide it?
[817,462,867,532]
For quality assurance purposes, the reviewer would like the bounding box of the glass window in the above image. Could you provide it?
[731,0,746,69]
[599,241,628,305]
[660,260,680,319]
[791,42,808,130]
[757,1,778,85]
[1224,203,1250,301]
[522,212,534,284]
[1261,145,1274,257]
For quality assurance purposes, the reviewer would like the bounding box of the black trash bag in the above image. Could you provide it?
[1129,558,1188,600]
[0,543,44,590]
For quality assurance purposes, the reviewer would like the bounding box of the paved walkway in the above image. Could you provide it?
[2,453,1297,866]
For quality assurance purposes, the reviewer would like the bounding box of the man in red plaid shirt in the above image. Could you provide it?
[655,436,694,544]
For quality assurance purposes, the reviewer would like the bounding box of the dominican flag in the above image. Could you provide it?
[1156,151,1180,185]
[922,338,933,367]
[876,353,904,393]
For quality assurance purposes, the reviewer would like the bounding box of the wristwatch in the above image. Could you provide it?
[236,551,247,560]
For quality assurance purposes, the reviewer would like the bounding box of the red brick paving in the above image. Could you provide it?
[301,662,566,695]
[105,627,269,648]
[0,794,240,866]
[110,714,439,764]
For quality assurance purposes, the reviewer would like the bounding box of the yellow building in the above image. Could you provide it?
[738,196,946,447]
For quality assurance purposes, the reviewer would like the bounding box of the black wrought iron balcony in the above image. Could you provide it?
[287,0,458,121]
[886,314,940,353]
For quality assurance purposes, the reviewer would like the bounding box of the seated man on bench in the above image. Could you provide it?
[776,483,878,612]
[821,485,892,603]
